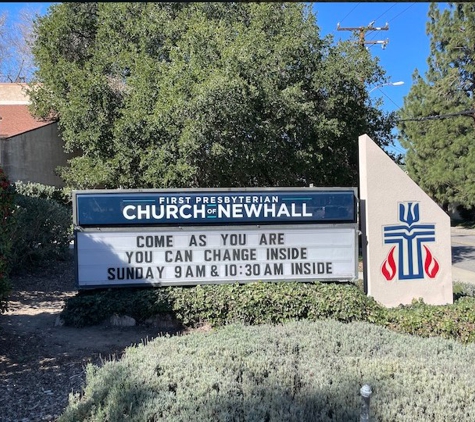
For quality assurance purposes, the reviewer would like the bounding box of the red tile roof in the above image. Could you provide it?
[0,104,55,138]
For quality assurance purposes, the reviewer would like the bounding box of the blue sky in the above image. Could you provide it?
[312,2,448,156]
[1,2,448,156]
[1,2,52,19]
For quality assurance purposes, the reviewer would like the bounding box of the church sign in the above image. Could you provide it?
[359,134,453,307]
[74,189,356,226]
[73,188,358,289]
[72,135,454,308]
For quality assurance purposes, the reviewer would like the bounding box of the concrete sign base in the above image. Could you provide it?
[359,134,453,307]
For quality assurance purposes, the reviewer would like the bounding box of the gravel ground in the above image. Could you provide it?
[0,255,86,422]
[0,253,178,422]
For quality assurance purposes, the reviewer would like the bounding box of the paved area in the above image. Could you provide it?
[451,226,475,284]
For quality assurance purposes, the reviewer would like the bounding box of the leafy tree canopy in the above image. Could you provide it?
[30,2,395,189]
[398,3,475,209]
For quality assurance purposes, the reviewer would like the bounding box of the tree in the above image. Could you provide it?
[398,3,475,210]
[0,6,40,82]
[30,2,395,189]
[0,11,8,77]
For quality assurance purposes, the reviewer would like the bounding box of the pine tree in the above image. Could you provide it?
[398,3,475,210]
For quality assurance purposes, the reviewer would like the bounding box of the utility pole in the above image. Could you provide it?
[337,21,389,49]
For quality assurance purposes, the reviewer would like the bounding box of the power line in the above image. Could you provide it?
[392,145,407,155]
[398,110,475,122]
[339,3,361,25]
[378,89,402,110]
[387,2,417,24]
[372,3,398,23]
[365,2,415,46]
[365,3,398,42]
[366,2,415,43]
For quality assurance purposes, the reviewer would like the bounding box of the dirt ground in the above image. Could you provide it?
[1,251,364,421]
[0,253,181,422]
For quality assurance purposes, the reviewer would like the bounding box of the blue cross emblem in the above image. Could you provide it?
[382,202,438,280]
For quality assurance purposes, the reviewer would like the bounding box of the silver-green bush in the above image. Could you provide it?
[59,320,475,421]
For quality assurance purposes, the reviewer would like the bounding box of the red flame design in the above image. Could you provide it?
[382,246,397,281]
[424,246,439,278]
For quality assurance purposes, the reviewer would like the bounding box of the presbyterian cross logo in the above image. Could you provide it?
[381,202,440,281]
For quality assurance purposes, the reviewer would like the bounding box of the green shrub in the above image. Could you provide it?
[453,281,475,299]
[385,297,475,344]
[0,167,15,312]
[61,281,385,329]
[61,280,475,346]
[58,319,475,422]
[169,281,385,327]
[61,288,174,327]
[12,180,71,206]
[8,194,72,272]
